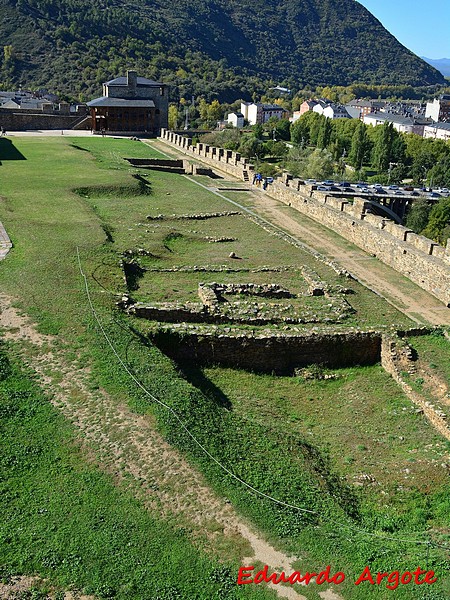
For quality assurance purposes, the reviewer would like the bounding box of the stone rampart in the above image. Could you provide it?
[159,128,254,181]
[0,110,88,131]
[270,181,450,306]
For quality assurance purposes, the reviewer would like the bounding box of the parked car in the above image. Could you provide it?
[428,192,441,198]
[317,185,332,191]
[321,180,335,185]
[388,185,399,190]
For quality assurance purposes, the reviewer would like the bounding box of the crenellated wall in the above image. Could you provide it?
[159,128,254,181]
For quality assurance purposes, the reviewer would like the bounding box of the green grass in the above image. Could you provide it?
[199,364,448,499]
[407,333,450,384]
[0,344,273,600]
[0,136,448,599]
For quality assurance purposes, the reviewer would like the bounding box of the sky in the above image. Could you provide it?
[357,0,450,58]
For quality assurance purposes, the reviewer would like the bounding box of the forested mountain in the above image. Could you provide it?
[0,0,445,101]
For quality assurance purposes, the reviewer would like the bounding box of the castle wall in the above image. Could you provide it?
[270,182,449,306]
[0,110,87,131]
[159,128,254,181]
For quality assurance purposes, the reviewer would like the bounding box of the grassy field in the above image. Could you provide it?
[0,136,449,599]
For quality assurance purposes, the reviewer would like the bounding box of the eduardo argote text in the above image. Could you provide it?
[237,564,437,591]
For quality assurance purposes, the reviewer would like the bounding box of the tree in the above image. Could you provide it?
[168,104,179,129]
[263,140,288,158]
[405,199,432,234]
[304,148,334,180]
[422,198,450,245]
[238,136,265,159]
[290,111,321,146]
[372,122,395,173]
[207,99,223,122]
[317,118,333,149]
[427,155,450,188]
[3,45,15,62]
[252,123,264,140]
[284,146,310,177]
[349,122,371,170]
[271,118,291,141]
[309,114,326,146]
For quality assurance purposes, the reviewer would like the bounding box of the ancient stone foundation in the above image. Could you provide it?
[149,329,382,374]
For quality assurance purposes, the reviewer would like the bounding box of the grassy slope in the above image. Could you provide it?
[0,136,449,599]
[1,346,270,600]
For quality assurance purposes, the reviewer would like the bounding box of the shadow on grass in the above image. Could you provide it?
[175,363,232,410]
[0,138,27,163]
[73,174,152,198]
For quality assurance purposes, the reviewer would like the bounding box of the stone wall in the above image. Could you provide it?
[270,181,450,306]
[381,334,450,441]
[150,328,382,374]
[159,128,254,181]
[125,158,184,168]
[0,110,89,131]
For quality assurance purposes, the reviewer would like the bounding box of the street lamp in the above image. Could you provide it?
[388,161,397,184]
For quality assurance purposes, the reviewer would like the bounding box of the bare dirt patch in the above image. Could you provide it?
[0,576,95,599]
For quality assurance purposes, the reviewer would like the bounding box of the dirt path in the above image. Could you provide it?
[0,293,345,600]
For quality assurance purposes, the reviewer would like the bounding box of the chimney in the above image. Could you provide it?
[127,70,137,92]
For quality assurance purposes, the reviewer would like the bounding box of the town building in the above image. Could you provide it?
[298,99,318,116]
[363,112,427,136]
[312,99,330,116]
[345,99,386,120]
[322,104,351,120]
[87,70,169,134]
[240,102,287,125]
[425,94,450,122]
[423,122,450,141]
[226,112,244,128]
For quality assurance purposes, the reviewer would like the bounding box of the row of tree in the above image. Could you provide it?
[290,111,450,187]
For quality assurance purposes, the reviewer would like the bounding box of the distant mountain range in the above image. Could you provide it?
[0,0,446,101]
[421,57,450,77]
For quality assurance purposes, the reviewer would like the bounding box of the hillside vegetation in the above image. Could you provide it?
[0,0,445,101]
